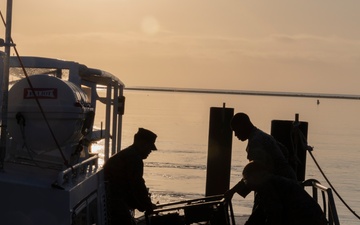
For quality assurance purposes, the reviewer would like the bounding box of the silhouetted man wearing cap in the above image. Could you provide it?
[104,128,158,225]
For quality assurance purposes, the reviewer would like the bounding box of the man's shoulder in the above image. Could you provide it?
[105,146,131,163]
[249,128,270,143]
[251,128,279,146]
[114,145,135,156]
[250,128,265,138]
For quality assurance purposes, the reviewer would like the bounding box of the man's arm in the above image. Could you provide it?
[127,158,153,212]
[225,178,252,200]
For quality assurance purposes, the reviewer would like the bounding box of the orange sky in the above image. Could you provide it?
[1,0,360,94]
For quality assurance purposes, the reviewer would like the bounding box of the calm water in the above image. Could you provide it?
[106,90,360,224]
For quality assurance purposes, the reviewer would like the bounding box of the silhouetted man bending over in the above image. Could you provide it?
[242,161,327,225]
[225,112,296,199]
[104,128,158,225]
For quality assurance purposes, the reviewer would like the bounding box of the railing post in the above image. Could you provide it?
[327,189,340,225]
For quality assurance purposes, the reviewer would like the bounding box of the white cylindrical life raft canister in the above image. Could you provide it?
[7,74,93,152]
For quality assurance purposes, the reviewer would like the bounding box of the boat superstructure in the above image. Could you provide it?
[0,55,124,225]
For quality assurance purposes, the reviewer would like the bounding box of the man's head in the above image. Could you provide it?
[242,161,269,191]
[230,113,254,141]
[134,128,157,159]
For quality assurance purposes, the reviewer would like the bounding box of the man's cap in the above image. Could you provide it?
[136,128,157,150]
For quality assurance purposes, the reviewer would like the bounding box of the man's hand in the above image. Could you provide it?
[224,189,235,202]
[145,203,157,214]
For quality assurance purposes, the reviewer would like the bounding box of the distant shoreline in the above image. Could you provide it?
[125,87,360,100]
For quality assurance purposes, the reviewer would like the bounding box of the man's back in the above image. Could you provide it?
[104,146,151,211]
[247,128,296,180]
[104,146,143,188]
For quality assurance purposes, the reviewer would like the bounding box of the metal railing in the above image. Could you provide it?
[57,155,99,185]
[302,179,340,225]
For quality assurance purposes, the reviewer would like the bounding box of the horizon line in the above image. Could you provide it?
[125,86,360,100]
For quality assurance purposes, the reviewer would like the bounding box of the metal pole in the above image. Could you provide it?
[0,0,13,170]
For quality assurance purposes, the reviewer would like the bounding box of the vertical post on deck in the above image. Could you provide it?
[270,114,308,182]
[0,0,14,170]
[205,104,234,196]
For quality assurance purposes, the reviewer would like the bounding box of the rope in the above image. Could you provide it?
[295,127,360,220]
[0,10,72,170]
[307,148,360,220]
[16,112,41,166]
